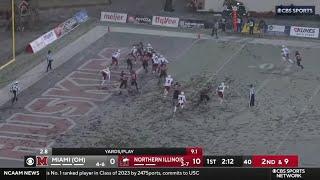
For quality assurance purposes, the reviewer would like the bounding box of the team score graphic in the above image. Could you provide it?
[186,147,203,156]
[96,162,106,167]
[252,155,299,167]
[180,159,189,167]
[262,158,273,165]
[262,158,290,165]
[222,158,234,165]
[110,158,116,165]
[190,149,198,155]
[180,157,202,167]
[243,159,252,165]
[193,158,202,165]
[39,149,49,155]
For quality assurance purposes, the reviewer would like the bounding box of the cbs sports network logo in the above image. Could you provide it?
[276,5,315,16]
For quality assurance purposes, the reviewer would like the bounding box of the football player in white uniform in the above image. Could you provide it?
[164,75,173,97]
[174,92,186,113]
[216,82,228,104]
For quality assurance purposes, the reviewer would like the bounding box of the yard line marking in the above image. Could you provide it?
[214,42,248,75]
[209,41,250,148]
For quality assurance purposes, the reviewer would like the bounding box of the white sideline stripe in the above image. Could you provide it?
[0,26,108,106]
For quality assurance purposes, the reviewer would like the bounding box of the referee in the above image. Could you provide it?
[249,84,255,107]
[211,21,219,39]
[10,81,20,104]
[46,50,54,72]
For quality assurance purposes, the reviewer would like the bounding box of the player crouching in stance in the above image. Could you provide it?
[111,49,121,67]
[100,66,111,87]
[174,92,186,114]
[216,82,228,104]
[281,45,293,64]
[164,75,173,97]
[199,86,210,104]
[295,50,304,70]
[10,81,20,104]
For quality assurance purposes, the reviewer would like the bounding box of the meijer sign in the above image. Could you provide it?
[290,26,319,38]
[152,16,179,27]
[101,12,128,23]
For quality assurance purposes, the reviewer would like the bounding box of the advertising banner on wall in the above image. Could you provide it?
[29,36,47,53]
[265,25,289,36]
[152,16,179,28]
[267,25,285,32]
[28,11,88,53]
[179,19,206,29]
[127,15,152,25]
[100,12,128,23]
[74,10,89,23]
[290,26,319,38]
[54,17,79,38]
[42,30,58,45]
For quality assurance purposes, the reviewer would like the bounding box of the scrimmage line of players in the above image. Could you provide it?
[99,43,305,113]
[99,42,236,114]
[99,42,185,113]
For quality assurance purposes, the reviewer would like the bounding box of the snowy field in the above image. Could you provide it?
[0,26,320,167]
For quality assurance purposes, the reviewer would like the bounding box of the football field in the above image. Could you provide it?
[0,25,320,167]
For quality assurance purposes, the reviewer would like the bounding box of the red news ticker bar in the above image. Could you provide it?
[252,155,299,168]
[118,155,203,168]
